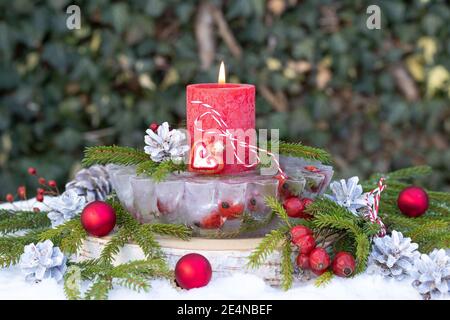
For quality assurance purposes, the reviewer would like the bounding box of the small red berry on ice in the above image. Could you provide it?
[198,211,225,229]
[36,193,44,202]
[304,165,319,172]
[38,177,46,185]
[283,197,305,218]
[48,180,57,188]
[290,225,312,244]
[248,198,258,212]
[309,247,331,272]
[149,122,159,132]
[332,252,356,277]
[17,186,27,199]
[296,253,310,270]
[218,201,244,219]
[6,194,14,203]
[293,234,316,254]
[299,198,314,219]
[28,167,37,175]
[37,188,45,195]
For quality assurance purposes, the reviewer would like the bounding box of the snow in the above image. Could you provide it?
[0,200,445,300]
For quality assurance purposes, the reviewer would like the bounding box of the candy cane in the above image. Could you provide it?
[365,178,387,237]
[191,100,283,175]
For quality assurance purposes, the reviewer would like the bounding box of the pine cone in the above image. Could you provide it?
[368,230,420,280]
[411,249,450,300]
[65,165,112,202]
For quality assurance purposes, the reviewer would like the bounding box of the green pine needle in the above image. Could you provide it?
[314,270,334,287]
[0,210,51,234]
[82,146,149,167]
[269,141,332,164]
[280,240,294,290]
[265,196,291,227]
[247,227,288,268]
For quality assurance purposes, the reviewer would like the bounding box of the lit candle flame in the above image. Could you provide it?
[218,61,226,84]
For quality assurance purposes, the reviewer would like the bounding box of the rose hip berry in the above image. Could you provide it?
[219,201,244,220]
[48,180,57,188]
[17,186,27,199]
[332,252,356,277]
[198,211,225,229]
[283,197,304,218]
[309,247,331,272]
[38,177,46,185]
[293,234,316,254]
[296,253,310,270]
[290,225,312,244]
[6,194,14,203]
[149,122,159,132]
[36,193,44,202]
[28,167,37,175]
[299,198,314,219]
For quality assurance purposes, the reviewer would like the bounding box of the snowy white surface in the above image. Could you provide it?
[0,200,445,300]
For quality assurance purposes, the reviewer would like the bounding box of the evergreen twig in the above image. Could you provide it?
[82,146,149,167]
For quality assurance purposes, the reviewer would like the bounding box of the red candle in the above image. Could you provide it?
[186,65,255,174]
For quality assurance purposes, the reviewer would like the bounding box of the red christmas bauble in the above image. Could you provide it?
[81,201,116,237]
[397,186,429,218]
[175,253,212,290]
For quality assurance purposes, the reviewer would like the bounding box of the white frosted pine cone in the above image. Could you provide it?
[65,165,112,202]
[46,189,86,228]
[368,230,420,280]
[326,176,368,215]
[19,240,67,283]
[411,249,450,300]
[144,122,189,163]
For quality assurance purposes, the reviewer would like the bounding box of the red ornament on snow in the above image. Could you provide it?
[175,253,212,290]
[81,201,116,237]
[397,186,429,218]
[332,252,356,277]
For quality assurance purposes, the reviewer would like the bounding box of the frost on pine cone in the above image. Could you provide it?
[65,165,112,202]
[144,122,189,163]
[46,189,86,228]
[368,230,420,280]
[411,249,450,300]
[19,240,67,283]
[326,176,368,215]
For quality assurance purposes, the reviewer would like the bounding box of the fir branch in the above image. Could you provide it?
[268,141,332,164]
[149,160,187,182]
[143,223,192,240]
[132,227,163,259]
[314,270,334,287]
[427,191,450,203]
[110,258,172,280]
[136,160,160,176]
[98,227,132,265]
[247,227,288,268]
[368,165,432,182]
[0,231,41,267]
[64,266,82,300]
[84,276,113,300]
[265,196,291,227]
[280,240,294,291]
[354,233,370,274]
[82,146,149,167]
[39,218,87,255]
[0,211,51,234]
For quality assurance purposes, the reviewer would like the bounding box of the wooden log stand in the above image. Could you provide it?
[78,236,283,286]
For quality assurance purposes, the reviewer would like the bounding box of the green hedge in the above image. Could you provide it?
[0,0,449,197]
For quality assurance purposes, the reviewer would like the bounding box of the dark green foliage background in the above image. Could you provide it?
[0,0,449,197]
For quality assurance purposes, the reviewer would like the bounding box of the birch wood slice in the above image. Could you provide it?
[77,236,283,286]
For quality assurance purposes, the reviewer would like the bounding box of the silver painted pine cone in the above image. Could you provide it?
[65,165,112,202]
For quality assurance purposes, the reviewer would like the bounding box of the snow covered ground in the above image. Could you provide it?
[0,199,444,300]
[0,266,423,300]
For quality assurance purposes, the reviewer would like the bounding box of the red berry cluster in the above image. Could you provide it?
[2,167,59,207]
[283,197,314,219]
[197,201,245,229]
[291,225,356,277]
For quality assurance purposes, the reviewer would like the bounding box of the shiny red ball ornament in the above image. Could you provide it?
[332,252,356,277]
[175,253,212,290]
[397,186,429,218]
[81,201,116,237]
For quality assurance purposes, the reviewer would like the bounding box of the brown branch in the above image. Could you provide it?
[210,5,242,60]
[195,2,216,70]
[259,85,288,112]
